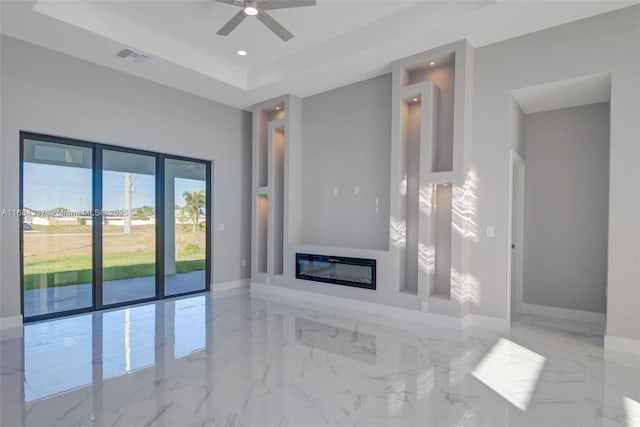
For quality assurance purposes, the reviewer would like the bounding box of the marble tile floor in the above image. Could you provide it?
[1,289,638,427]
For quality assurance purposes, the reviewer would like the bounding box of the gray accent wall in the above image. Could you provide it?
[523,103,610,314]
[0,36,252,321]
[300,75,391,250]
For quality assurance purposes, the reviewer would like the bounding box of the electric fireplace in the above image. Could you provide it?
[295,253,376,290]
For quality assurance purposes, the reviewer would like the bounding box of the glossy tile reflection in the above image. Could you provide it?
[1,290,639,427]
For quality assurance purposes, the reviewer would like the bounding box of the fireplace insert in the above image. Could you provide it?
[295,253,376,290]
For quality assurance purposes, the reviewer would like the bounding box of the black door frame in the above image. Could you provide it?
[19,131,212,322]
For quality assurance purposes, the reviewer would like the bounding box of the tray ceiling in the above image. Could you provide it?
[1,0,637,109]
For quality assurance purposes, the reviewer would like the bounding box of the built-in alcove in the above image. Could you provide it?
[256,104,285,188]
[257,115,268,188]
[431,183,452,299]
[392,40,472,317]
[401,53,455,174]
[257,194,269,274]
[399,83,440,296]
[252,98,290,278]
[397,54,456,297]
[402,97,422,295]
[270,124,285,275]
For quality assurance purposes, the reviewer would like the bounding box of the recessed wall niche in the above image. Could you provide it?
[400,85,440,295]
[252,97,300,279]
[391,40,473,318]
[270,124,285,275]
[257,194,268,274]
[403,97,422,295]
[432,183,452,299]
[402,53,455,173]
[256,104,285,188]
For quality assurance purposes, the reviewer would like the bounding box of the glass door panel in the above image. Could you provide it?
[102,150,157,305]
[164,159,207,296]
[22,139,94,318]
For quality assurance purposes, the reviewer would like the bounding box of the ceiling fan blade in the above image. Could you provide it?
[212,0,244,6]
[257,10,294,41]
[260,0,316,10]
[216,10,247,36]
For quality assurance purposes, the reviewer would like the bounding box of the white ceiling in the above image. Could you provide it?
[512,72,611,114]
[1,0,638,110]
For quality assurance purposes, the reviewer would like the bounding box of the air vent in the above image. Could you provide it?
[115,48,149,64]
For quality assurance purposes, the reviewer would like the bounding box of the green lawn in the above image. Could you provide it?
[23,224,206,290]
[24,251,205,290]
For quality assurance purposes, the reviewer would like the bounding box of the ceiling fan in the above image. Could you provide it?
[214,0,317,41]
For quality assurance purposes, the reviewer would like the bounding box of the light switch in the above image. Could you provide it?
[354,186,360,195]
[218,224,225,231]
[333,187,339,196]
[486,226,495,238]
[241,259,246,267]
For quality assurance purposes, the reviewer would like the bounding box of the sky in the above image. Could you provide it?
[23,163,205,213]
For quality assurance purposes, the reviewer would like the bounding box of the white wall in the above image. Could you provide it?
[0,36,252,322]
[471,6,639,341]
[523,103,610,314]
[300,75,391,250]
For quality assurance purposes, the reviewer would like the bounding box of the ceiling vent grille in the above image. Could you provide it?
[115,48,149,64]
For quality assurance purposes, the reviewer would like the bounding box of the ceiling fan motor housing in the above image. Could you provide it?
[244,1,258,16]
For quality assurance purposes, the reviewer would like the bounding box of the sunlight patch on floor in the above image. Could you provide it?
[471,338,546,411]
[625,396,640,427]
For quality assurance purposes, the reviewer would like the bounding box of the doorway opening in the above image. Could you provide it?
[508,73,611,333]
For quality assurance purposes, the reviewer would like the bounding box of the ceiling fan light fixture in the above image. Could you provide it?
[244,5,258,15]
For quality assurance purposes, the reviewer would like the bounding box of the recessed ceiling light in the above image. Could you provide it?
[237,50,247,56]
[276,106,281,110]
[429,61,435,66]
[244,6,258,16]
[412,97,419,102]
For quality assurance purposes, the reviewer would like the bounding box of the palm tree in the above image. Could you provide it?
[182,190,206,232]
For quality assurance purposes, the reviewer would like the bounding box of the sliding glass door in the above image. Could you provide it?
[21,139,94,318]
[20,133,211,321]
[164,159,208,296]
[102,150,157,306]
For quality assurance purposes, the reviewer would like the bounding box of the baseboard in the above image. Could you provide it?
[212,279,249,292]
[250,282,467,330]
[0,315,23,330]
[522,303,605,324]
[605,335,640,355]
